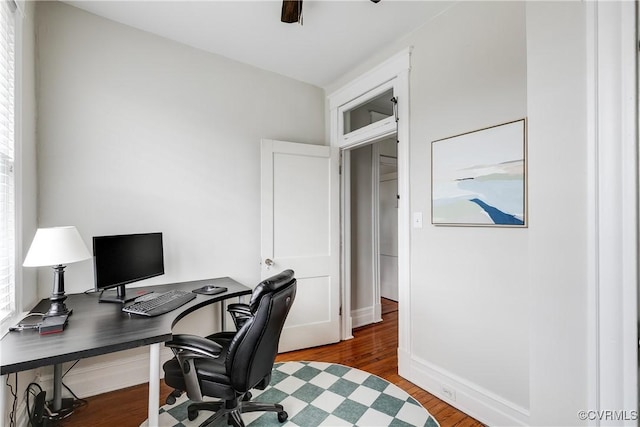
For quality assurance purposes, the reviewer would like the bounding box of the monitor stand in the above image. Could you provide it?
[99,284,150,304]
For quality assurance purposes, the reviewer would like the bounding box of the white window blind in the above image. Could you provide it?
[0,0,16,322]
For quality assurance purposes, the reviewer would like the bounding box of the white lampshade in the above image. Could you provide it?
[23,226,91,267]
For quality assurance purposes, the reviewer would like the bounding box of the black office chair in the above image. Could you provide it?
[162,270,297,427]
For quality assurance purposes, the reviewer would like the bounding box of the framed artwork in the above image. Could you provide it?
[431,118,527,227]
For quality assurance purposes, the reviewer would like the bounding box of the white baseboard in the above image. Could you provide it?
[398,349,530,426]
[351,304,382,329]
[38,347,175,399]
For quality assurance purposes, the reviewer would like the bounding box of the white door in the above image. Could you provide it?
[379,177,398,301]
[379,156,398,302]
[261,139,341,352]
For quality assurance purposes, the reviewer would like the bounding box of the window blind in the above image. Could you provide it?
[0,0,17,322]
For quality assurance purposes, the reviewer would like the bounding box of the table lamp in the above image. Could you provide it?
[23,226,91,317]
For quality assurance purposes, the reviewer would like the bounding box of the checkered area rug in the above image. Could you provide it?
[150,361,439,427]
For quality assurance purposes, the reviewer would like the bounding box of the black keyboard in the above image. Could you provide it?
[122,290,196,317]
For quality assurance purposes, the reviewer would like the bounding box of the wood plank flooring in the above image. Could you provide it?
[276,299,483,427]
[60,299,483,427]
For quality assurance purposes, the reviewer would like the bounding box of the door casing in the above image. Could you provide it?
[328,49,411,354]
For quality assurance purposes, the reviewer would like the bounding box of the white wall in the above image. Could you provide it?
[327,1,598,425]
[31,0,324,396]
[408,1,530,417]
[526,3,588,425]
[35,1,325,294]
[328,1,534,424]
[12,1,604,425]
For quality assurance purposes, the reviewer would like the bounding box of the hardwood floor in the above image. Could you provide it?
[276,299,483,427]
[60,299,483,427]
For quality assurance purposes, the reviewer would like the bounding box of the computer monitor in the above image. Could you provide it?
[93,232,165,303]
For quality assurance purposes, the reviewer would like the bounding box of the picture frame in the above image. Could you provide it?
[431,118,527,227]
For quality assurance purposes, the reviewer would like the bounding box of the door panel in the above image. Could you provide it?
[273,154,330,257]
[285,276,331,326]
[261,139,340,352]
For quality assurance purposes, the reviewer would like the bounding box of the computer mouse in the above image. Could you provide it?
[193,285,227,295]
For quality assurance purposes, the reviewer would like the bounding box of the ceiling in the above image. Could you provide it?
[63,1,454,88]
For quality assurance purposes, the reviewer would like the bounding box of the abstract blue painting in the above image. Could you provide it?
[431,119,527,227]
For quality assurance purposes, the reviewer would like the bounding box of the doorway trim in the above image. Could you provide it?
[585,1,638,421]
[328,48,411,355]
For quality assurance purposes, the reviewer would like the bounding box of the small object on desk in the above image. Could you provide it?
[193,285,227,295]
[122,289,196,317]
[38,314,69,335]
[8,313,44,332]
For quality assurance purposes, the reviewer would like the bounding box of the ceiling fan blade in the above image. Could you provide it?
[281,0,302,23]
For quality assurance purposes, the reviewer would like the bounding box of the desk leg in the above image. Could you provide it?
[148,343,160,427]
[52,364,63,411]
[221,300,226,331]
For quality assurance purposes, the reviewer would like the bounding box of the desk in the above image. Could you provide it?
[0,277,252,426]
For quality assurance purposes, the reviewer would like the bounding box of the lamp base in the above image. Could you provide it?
[45,302,72,318]
[46,265,72,317]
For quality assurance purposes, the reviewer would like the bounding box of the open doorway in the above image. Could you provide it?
[349,137,398,329]
[328,49,410,352]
